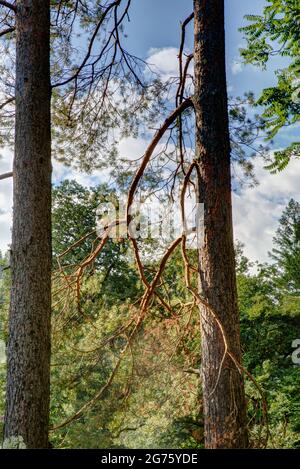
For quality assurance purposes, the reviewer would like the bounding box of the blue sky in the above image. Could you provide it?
[124,0,287,99]
[124,0,292,150]
[0,0,299,263]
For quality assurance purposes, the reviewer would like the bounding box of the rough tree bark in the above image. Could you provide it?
[4,0,51,448]
[194,0,248,448]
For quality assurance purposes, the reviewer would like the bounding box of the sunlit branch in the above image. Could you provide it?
[126,97,193,226]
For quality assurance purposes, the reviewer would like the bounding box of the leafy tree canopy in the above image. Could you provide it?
[241,0,300,172]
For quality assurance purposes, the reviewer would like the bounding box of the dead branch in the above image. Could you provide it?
[51,234,182,431]
[0,1,16,13]
[0,171,13,180]
[176,12,194,107]
[126,97,193,227]
[0,96,14,111]
[0,25,14,36]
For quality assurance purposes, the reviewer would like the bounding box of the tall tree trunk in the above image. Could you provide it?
[4,0,51,449]
[193,0,248,448]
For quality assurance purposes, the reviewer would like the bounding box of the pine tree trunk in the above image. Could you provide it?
[193,0,248,448]
[4,0,51,449]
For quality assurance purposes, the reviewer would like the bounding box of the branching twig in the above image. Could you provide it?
[52,0,122,88]
[126,97,193,228]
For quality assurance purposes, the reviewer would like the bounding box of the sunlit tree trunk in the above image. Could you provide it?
[4,0,52,448]
[194,0,248,448]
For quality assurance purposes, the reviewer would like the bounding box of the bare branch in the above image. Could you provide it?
[176,12,194,107]
[183,367,201,375]
[0,96,14,110]
[0,1,16,13]
[112,424,145,439]
[0,26,14,37]
[52,0,122,89]
[0,171,13,180]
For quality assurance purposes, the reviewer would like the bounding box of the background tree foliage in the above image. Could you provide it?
[2,183,299,448]
[241,0,300,172]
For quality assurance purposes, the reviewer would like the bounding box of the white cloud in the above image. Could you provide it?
[118,136,149,161]
[145,47,194,102]
[231,60,243,75]
[52,161,111,188]
[147,47,179,81]
[233,157,300,264]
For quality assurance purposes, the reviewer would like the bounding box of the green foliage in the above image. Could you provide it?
[270,198,300,293]
[265,143,300,173]
[0,251,9,442]
[1,186,300,449]
[50,188,300,449]
[240,0,300,171]
[241,1,300,66]
[50,181,200,448]
[236,201,300,447]
[52,180,141,306]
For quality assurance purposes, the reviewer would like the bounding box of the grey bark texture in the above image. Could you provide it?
[4,0,52,449]
[194,0,249,448]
